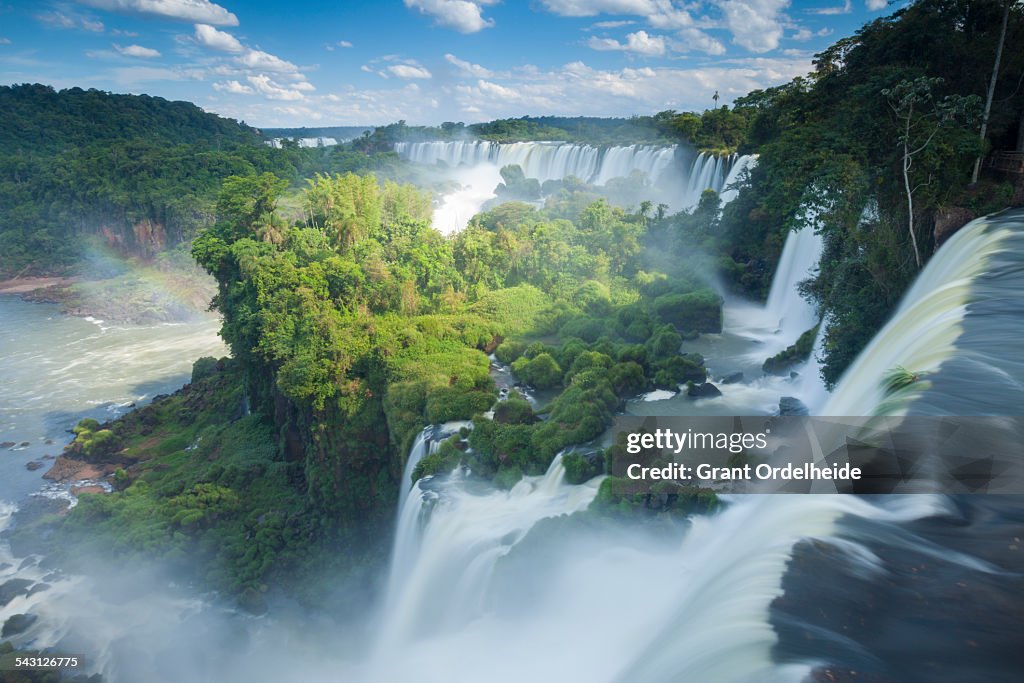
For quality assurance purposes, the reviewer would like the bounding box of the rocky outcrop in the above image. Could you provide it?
[933,207,975,248]
[687,382,723,399]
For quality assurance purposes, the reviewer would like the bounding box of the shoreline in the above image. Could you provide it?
[0,276,77,295]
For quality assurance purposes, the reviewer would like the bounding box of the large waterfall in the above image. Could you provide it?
[366,209,1024,683]
[395,140,753,233]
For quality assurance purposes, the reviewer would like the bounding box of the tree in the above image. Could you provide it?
[971,0,1016,183]
[883,77,978,268]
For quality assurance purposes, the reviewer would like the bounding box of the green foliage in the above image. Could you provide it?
[511,353,563,389]
[763,325,819,375]
[653,288,722,333]
[562,452,602,484]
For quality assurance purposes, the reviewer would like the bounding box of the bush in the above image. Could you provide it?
[511,352,563,389]
[653,288,722,333]
[562,451,602,484]
[652,355,706,388]
[494,339,527,364]
[493,396,535,424]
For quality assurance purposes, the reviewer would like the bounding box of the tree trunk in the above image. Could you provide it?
[903,136,922,269]
[971,0,1012,184]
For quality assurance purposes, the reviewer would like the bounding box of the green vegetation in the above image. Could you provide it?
[763,325,819,376]
[688,0,1024,386]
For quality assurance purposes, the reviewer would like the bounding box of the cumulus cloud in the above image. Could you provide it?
[445,53,492,78]
[236,49,300,74]
[866,0,887,10]
[114,43,161,57]
[403,0,498,33]
[76,0,238,26]
[673,27,726,55]
[338,40,353,48]
[213,79,253,94]
[715,0,789,53]
[247,74,305,100]
[194,23,244,52]
[387,63,433,79]
[588,30,667,57]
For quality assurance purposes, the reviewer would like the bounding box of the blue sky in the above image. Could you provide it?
[0,0,901,127]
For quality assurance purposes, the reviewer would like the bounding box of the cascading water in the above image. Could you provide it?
[719,154,758,204]
[367,211,1024,683]
[725,192,825,359]
[823,209,1024,416]
[395,141,753,233]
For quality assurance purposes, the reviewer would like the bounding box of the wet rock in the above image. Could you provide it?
[18,442,29,448]
[2,613,37,637]
[25,461,44,471]
[687,382,723,399]
[933,206,974,247]
[0,441,15,449]
[779,396,809,416]
[0,578,33,606]
[721,372,745,384]
[27,583,50,597]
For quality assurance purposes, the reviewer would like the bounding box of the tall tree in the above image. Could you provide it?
[971,0,1016,183]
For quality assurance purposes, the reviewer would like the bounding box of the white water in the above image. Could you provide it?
[396,141,753,233]
[725,199,824,360]
[365,212,1024,683]
[719,154,758,204]
[823,213,1020,416]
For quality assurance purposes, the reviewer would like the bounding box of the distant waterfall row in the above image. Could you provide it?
[394,140,753,207]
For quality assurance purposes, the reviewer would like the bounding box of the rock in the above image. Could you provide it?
[779,396,809,416]
[27,583,50,597]
[42,456,105,482]
[721,372,744,384]
[0,441,15,448]
[17,557,36,571]
[790,371,799,379]
[933,206,975,248]
[687,382,723,399]
[2,613,37,637]
[25,461,44,471]
[17,442,29,447]
[0,578,33,607]
[70,485,106,496]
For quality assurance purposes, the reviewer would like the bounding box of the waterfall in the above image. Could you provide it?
[726,193,825,360]
[823,209,1024,416]
[376,454,601,655]
[719,154,758,204]
[396,141,753,233]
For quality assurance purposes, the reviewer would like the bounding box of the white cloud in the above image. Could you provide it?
[477,79,518,99]
[213,79,253,94]
[673,28,726,55]
[716,0,789,53]
[403,0,497,33]
[866,0,887,10]
[387,63,433,79]
[445,53,492,78]
[540,0,657,17]
[338,40,353,48]
[194,23,244,52]
[114,43,161,57]
[791,28,813,41]
[591,20,635,29]
[76,0,238,26]
[811,1,852,15]
[37,11,105,32]
[247,74,305,100]
[236,49,300,74]
[588,30,667,57]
